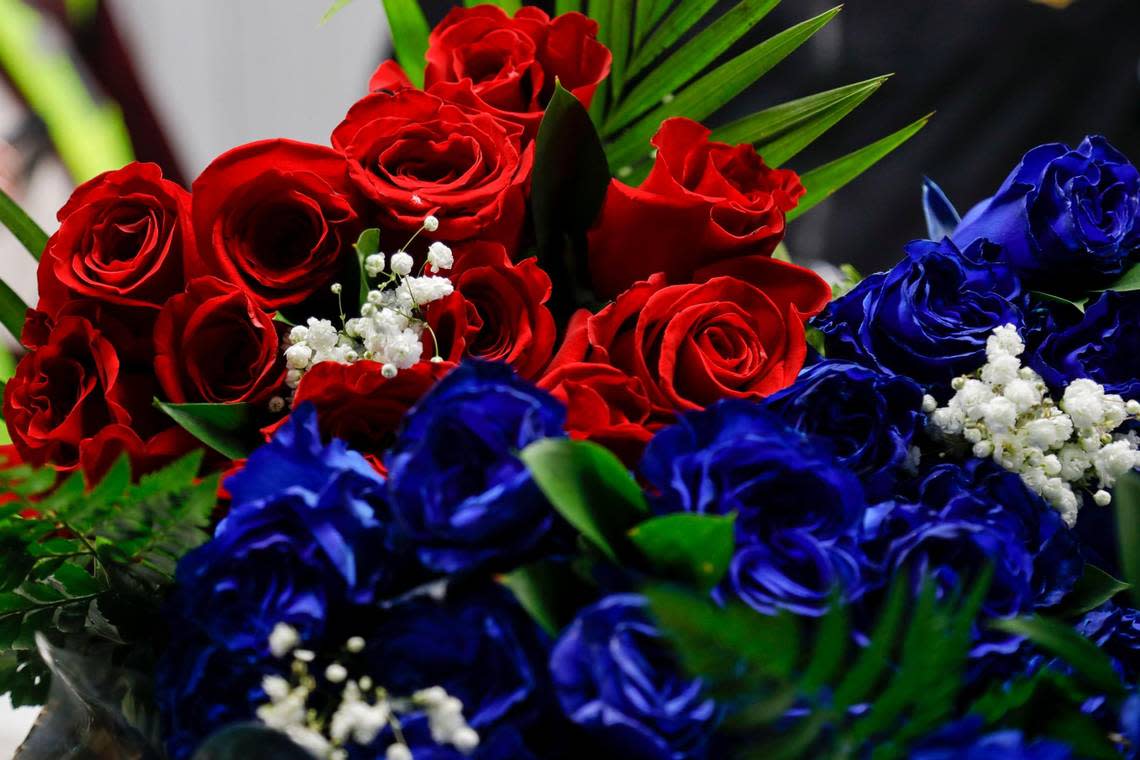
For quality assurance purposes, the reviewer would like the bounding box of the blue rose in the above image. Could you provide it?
[814,238,1024,392]
[549,594,719,760]
[156,407,408,758]
[765,360,926,501]
[911,717,1074,760]
[354,583,555,760]
[952,136,1140,291]
[862,460,1082,657]
[386,361,567,574]
[641,400,867,616]
[1077,603,1140,683]
[1030,291,1140,401]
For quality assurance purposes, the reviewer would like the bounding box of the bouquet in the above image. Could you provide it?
[1,1,1139,758]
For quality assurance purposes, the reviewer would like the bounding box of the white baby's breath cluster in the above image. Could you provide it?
[256,622,479,760]
[927,324,1140,527]
[283,216,453,390]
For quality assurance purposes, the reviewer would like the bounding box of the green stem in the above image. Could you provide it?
[0,185,48,261]
[0,277,28,340]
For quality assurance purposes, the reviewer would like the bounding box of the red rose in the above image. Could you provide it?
[424,242,556,379]
[538,358,654,466]
[371,6,610,140]
[191,139,364,311]
[154,276,285,405]
[331,89,532,245]
[551,257,831,415]
[3,316,132,468]
[37,162,194,314]
[588,118,804,298]
[287,360,450,468]
[79,425,197,483]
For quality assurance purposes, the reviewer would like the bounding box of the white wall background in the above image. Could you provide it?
[0,1,390,753]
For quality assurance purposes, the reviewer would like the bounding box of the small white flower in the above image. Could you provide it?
[980,354,1020,387]
[390,251,414,276]
[365,253,386,278]
[1094,489,1113,507]
[284,725,331,758]
[982,397,1018,433]
[346,636,366,654]
[261,675,292,703]
[285,344,314,370]
[269,623,300,658]
[426,241,453,273]
[325,663,348,683]
[986,323,1025,360]
[423,214,439,232]
[387,745,413,760]
[382,363,398,379]
[921,394,938,413]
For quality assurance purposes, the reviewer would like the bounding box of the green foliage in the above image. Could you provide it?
[1049,564,1131,620]
[501,559,598,636]
[1116,470,1140,608]
[646,573,991,760]
[0,184,48,262]
[520,438,647,562]
[0,453,218,706]
[1104,262,1140,295]
[628,513,735,591]
[320,0,356,25]
[154,400,263,460]
[788,114,933,222]
[380,0,430,87]
[989,615,1124,697]
[530,83,612,319]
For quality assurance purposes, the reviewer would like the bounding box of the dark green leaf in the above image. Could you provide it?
[628,513,735,591]
[85,455,131,505]
[625,0,718,81]
[833,574,907,710]
[1050,564,1131,619]
[193,723,314,760]
[153,400,261,460]
[634,0,671,47]
[788,112,932,222]
[501,560,595,636]
[713,76,889,147]
[1104,262,1140,294]
[1031,291,1087,315]
[607,7,842,171]
[608,1,633,95]
[1116,471,1140,608]
[799,591,848,694]
[921,177,961,240]
[465,0,521,10]
[520,438,647,562]
[555,0,581,14]
[0,184,48,261]
[354,227,381,304]
[0,277,29,341]
[605,0,781,134]
[380,0,430,88]
[989,615,1125,696]
[530,83,611,318]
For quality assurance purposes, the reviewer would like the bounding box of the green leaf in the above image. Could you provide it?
[465,0,521,10]
[606,0,633,94]
[634,0,671,47]
[0,184,48,261]
[0,277,29,341]
[555,0,581,14]
[625,0,718,81]
[380,0,429,88]
[799,592,848,694]
[501,560,595,636]
[833,574,907,710]
[788,112,932,222]
[628,513,735,591]
[519,438,647,563]
[713,76,889,149]
[1031,290,1087,315]
[354,227,381,305]
[153,400,260,460]
[530,83,611,319]
[320,0,355,24]
[989,615,1125,696]
[756,81,887,167]
[605,0,781,135]
[1115,470,1140,608]
[1049,564,1130,619]
[1104,262,1140,294]
[607,7,842,171]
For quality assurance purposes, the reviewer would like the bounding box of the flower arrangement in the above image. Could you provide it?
[1,1,1139,759]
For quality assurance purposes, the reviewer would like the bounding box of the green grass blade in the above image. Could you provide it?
[0,185,48,262]
[754,78,888,166]
[633,0,671,47]
[0,279,29,341]
[556,0,582,14]
[787,112,932,222]
[604,0,781,135]
[587,0,613,124]
[465,0,521,10]
[713,77,889,146]
[320,0,354,24]
[606,6,842,171]
[625,0,718,81]
[833,573,907,709]
[380,0,429,88]
[607,0,633,94]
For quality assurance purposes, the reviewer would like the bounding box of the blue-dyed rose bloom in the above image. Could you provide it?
[952,136,1140,291]
[765,360,926,501]
[550,594,719,760]
[157,406,403,759]
[1077,602,1140,683]
[642,401,866,616]
[355,584,555,760]
[1030,291,1140,401]
[862,460,1082,657]
[911,717,1074,760]
[386,361,567,574]
[814,238,1024,392]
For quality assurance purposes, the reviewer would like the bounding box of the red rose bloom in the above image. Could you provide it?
[552,257,831,415]
[37,162,194,314]
[191,139,363,311]
[154,276,285,405]
[3,316,132,468]
[79,425,196,483]
[425,242,556,379]
[288,360,451,468]
[538,357,654,466]
[369,6,611,140]
[331,89,532,245]
[588,118,805,298]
